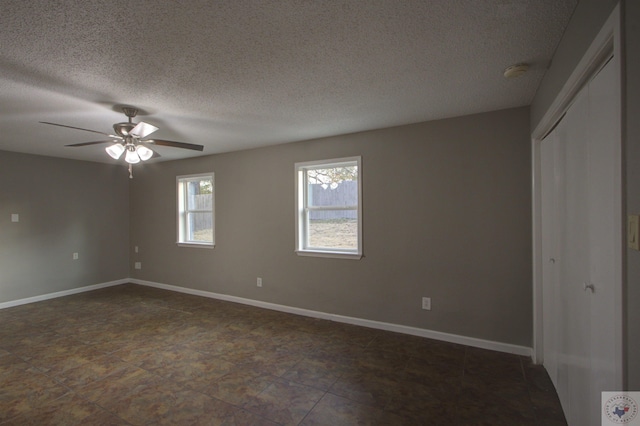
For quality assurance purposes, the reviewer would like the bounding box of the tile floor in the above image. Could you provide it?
[0,284,567,425]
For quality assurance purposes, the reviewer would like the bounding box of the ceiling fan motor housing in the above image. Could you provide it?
[121,107,138,119]
[113,122,137,137]
[113,107,140,136]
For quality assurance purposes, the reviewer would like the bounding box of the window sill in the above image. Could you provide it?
[295,250,362,260]
[177,242,215,249]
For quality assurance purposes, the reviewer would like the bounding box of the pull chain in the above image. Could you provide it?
[128,164,133,179]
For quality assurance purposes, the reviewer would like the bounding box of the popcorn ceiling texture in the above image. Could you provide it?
[0,0,576,163]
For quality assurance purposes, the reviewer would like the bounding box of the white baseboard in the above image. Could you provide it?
[131,278,533,358]
[0,279,128,310]
[1,278,532,357]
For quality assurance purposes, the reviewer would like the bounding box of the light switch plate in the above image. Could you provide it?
[629,215,640,250]
[11,214,19,222]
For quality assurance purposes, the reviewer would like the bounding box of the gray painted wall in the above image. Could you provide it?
[0,150,130,303]
[532,0,639,389]
[531,0,618,126]
[129,107,533,347]
[623,0,640,390]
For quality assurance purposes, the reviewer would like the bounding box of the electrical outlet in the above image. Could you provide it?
[135,246,139,253]
[73,252,79,260]
[422,297,431,310]
[11,214,19,222]
[135,262,142,270]
[257,277,262,287]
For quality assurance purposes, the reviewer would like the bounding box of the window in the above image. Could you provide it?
[177,173,214,248]
[295,157,362,259]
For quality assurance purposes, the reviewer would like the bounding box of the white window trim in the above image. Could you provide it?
[295,156,362,260]
[177,172,215,249]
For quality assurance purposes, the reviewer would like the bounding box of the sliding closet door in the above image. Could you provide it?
[585,58,622,408]
[540,127,562,391]
[540,56,621,426]
[561,86,593,426]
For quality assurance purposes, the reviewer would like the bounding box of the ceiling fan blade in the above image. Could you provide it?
[130,121,158,138]
[144,139,204,151]
[40,121,117,138]
[65,140,115,147]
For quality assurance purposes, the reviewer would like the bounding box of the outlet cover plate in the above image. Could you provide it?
[422,297,431,310]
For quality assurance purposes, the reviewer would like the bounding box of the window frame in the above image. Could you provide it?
[176,173,215,249]
[295,156,362,260]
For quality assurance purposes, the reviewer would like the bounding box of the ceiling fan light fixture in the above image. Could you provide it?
[125,148,141,164]
[40,106,204,178]
[136,145,153,161]
[105,143,125,160]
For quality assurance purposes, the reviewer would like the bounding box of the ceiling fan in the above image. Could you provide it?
[40,106,204,177]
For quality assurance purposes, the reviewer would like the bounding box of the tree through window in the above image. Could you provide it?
[295,157,362,259]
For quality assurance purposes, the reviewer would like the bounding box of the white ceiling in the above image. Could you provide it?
[0,0,577,164]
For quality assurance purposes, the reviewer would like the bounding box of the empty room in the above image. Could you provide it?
[1,1,638,425]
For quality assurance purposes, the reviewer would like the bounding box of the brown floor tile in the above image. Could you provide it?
[75,408,130,425]
[77,365,166,408]
[318,323,381,347]
[309,338,370,362]
[464,346,526,382]
[114,342,200,371]
[200,368,277,406]
[384,380,460,425]
[0,363,70,422]
[242,379,325,425]
[0,350,25,367]
[251,327,319,354]
[403,356,464,388]
[458,375,537,425]
[368,332,467,365]
[528,387,568,425]
[28,344,105,376]
[281,356,346,391]
[0,284,567,425]
[159,394,279,426]
[1,331,65,358]
[328,370,399,407]
[301,392,405,425]
[342,346,409,374]
[1,393,103,425]
[182,329,247,356]
[153,353,236,390]
[108,387,233,425]
[54,355,145,390]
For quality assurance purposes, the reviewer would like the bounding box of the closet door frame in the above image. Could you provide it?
[531,4,622,374]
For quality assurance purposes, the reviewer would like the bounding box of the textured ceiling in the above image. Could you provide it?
[0,0,577,164]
